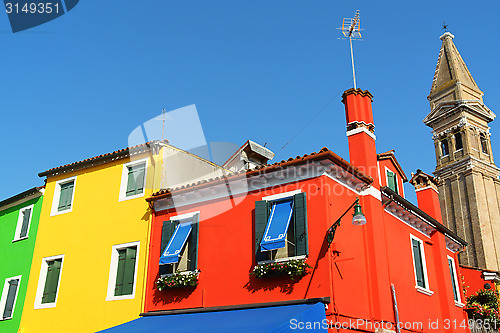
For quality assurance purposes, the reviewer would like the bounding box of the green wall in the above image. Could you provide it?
[0,194,43,333]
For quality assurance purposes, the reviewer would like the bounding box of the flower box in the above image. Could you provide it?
[156,270,199,290]
[251,259,311,280]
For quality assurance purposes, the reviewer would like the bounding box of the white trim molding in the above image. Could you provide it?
[410,234,433,296]
[0,275,22,320]
[169,211,200,222]
[50,177,77,217]
[118,158,149,202]
[346,127,376,140]
[106,241,140,301]
[34,254,64,309]
[13,204,34,242]
[262,189,302,202]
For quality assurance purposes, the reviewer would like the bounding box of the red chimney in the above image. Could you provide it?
[409,169,443,222]
[342,88,379,188]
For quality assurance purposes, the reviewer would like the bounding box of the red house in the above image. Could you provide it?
[103,89,476,332]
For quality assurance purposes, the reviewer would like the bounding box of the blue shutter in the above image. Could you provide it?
[260,199,294,251]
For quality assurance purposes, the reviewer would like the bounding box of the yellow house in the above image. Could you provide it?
[18,140,227,333]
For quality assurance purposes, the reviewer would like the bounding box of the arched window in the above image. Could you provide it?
[454,131,463,150]
[480,133,489,154]
[441,139,449,156]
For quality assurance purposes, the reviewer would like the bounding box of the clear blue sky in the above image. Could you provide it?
[1,0,499,204]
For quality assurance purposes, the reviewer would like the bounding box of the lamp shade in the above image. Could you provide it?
[352,202,367,225]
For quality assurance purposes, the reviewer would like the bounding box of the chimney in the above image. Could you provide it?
[409,169,443,222]
[342,88,379,188]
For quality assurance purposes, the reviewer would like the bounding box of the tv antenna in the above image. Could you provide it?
[340,10,362,89]
[162,108,166,141]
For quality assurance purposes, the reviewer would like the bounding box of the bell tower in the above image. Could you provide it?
[424,32,500,270]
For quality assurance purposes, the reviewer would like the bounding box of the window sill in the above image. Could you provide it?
[440,155,449,159]
[257,255,307,265]
[50,208,73,217]
[454,149,463,153]
[12,236,28,243]
[34,302,57,310]
[119,191,145,202]
[160,269,200,279]
[415,286,434,296]
[105,293,135,302]
[455,301,465,308]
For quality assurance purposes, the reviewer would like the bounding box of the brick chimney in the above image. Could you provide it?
[341,88,379,188]
[409,169,442,222]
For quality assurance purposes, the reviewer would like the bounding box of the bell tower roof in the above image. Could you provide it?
[429,32,482,99]
[424,32,495,127]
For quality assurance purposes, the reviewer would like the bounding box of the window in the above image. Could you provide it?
[447,256,462,305]
[106,242,140,301]
[441,139,449,156]
[13,204,34,241]
[0,276,21,320]
[386,170,398,193]
[119,158,148,202]
[480,134,489,154]
[410,235,433,295]
[454,131,463,150]
[50,177,76,216]
[254,191,308,263]
[34,255,64,309]
[159,212,199,275]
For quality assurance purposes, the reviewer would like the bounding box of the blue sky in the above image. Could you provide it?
[1,0,499,204]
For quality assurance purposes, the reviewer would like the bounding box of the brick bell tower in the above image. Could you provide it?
[424,32,500,270]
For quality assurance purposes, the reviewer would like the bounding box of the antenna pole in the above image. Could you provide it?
[349,35,357,89]
[340,10,362,89]
[162,108,166,141]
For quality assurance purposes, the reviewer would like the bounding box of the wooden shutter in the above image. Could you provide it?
[114,249,127,296]
[135,165,146,194]
[159,220,179,275]
[42,259,62,304]
[58,182,74,211]
[387,171,397,193]
[2,279,19,319]
[122,247,137,295]
[19,208,31,238]
[448,258,459,301]
[188,215,199,272]
[126,167,137,196]
[254,200,270,263]
[412,239,425,288]
[293,193,308,256]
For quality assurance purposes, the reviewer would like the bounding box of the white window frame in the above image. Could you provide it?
[258,190,303,264]
[447,255,464,307]
[160,212,200,276]
[50,176,77,217]
[0,275,21,320]
[106,241,140,301]
[385,167,398,194]
[34,255,64,309]
[410,234,433,296]
[13,204,34,242]
[118,158,148,202]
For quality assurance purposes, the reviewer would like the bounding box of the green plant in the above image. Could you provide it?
[251,259,312,280]
[466,288,500,326]
[156,271,199,290]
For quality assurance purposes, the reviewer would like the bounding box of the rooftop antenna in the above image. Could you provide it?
[340,10,362,89]
[442,20,449,32]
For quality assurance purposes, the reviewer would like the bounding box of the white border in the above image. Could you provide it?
[447,255,463,306]
[34,254,64,309]
[169,211,200,222]
[0,275,21,320]
[13,204,34,242]
[106,241,140,301]
[346,127,377,140]
[385,167,398,194]
[410,234,433,296]
[262,189,301,202]
[50,177,77,217]
[118,158,148,202]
